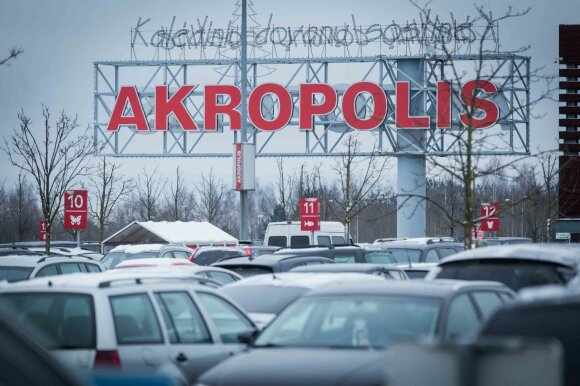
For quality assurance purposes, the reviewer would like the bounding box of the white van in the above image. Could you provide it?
[264,221,348,248]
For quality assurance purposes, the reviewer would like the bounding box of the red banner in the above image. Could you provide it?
[64,190,88,229]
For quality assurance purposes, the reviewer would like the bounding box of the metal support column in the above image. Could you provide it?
[239,0,250,241]
[397,59,427,238]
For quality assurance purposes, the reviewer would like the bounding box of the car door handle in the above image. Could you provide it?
[176,352,188,362]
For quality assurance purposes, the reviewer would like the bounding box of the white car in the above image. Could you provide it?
[0,254,103,282]
[0,271,257,385]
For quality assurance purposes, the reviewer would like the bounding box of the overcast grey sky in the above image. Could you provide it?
[0,0,576,189]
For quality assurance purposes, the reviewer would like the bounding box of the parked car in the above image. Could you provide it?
[479,286,580,386]
[101,244,194,269]
[0,302,83,386]
[0,247,43,257]
[212,254,335,277]
[274,245,398,264]
[290,263,409,280]
[426,244,580,291]
[478,237,533,247]
[394,262,438,279]
[197,280,514,386]
[0,271,257,385]
[264,221,348,247]
[0,255,104,283]
[219,272,386,328]
[375,238,465,263]
[112,258,243,285]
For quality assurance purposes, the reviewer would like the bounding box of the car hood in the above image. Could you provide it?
[197,348,387,386]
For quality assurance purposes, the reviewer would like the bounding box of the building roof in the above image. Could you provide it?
[103,221,238,245]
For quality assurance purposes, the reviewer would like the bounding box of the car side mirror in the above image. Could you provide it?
[237,328,259,345]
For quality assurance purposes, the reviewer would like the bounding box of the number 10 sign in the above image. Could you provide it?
[64,190,88,229]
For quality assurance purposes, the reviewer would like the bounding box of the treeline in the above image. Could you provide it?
[0,154,559,245]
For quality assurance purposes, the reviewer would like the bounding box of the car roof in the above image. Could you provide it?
[108,264,243,279]
[213,254,334,267]
[304,279,510,298]
[377,238,463,249]
[113,257,194,268]
[1,270,219,290]
[221,272,384,290]
[0,255,100,267]
[438,244,579,267]
[290,263,404,273]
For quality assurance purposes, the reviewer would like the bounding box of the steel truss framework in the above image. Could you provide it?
[93,54,530,158]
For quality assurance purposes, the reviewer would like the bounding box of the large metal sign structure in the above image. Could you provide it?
[94,55,530,158]
[93,3,530,240]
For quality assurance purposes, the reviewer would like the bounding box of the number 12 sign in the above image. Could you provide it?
[64,190,88,229]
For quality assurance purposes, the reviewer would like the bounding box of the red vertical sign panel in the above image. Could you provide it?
[64,190,88,229]
[300,198,320,231]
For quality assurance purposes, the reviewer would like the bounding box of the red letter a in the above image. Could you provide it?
[107,86,149,132]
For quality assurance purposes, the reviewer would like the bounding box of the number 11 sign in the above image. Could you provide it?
[300,198,320,231]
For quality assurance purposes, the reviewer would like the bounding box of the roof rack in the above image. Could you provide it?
[37,254,97,263]
[97,275,220,289]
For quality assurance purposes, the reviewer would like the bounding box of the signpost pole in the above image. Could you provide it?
[76,230,81,249]
[239,0,249,241]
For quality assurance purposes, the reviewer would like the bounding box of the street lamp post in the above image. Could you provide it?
[504,198,513,237]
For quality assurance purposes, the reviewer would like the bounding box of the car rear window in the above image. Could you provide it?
[435,260,575,291]
[388,249,422,263]
[220,265,273,278]
[0,292,95,349]
[110,293,163,344]
[268,236,287,247]
[0,267,33,282]
[291,236,310,247]
[332,236,346,245]
[220,285,307,314]
[365,252,397,264]
[196,250,242,266]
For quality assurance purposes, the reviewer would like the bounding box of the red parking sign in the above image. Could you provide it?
[300,198,320,231]
[480,217,500,232]
[64,190,88,229]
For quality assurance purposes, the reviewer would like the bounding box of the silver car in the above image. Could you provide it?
[0,271,257,385]
[0,254,103,282]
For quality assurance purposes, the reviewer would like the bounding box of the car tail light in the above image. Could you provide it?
[245,248,252,257]
[95,350,121,368]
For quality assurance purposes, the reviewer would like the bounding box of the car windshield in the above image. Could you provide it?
[255,295,441,349]
[0,292,95,349]
[101,252,127,269]
[387,249,422,263]
[365,252,397,264]
[220,285,307,314]
[0,267,33,282]
[221,265,274,277]
[435,260,575,291]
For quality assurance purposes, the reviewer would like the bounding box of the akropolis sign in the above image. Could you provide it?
[106,80,500,132]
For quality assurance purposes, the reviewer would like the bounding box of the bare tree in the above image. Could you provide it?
[164,166,194,221]
[3,107,92,253]
[136,167,166,221]
[403,1,554,247]
[0,47,23,66]
[86,158,133,252]
[274,159,297,220]
[194,169,226,224]
[8,173,39,242]
[328,136,390,239]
